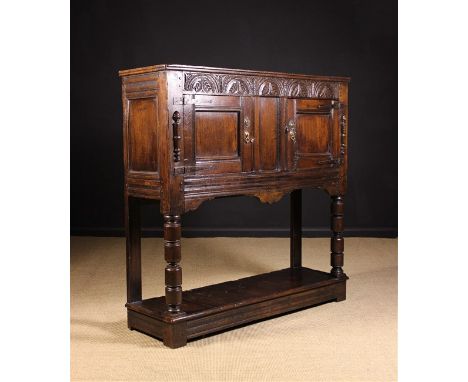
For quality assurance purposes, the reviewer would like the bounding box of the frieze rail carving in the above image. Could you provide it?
[184,72,339,98]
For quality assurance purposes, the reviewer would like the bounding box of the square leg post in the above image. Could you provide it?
[290,189,302,268]
[125,196,142,304]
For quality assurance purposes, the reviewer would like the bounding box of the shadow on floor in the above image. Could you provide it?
[71,318,168,348]
[71,299,337,349]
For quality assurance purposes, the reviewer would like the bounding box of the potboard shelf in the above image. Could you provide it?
[126,267,347,347]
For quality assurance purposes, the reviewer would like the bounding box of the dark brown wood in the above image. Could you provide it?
[126,267,347,348]
[164,214,182,312]
[172,111,181,162]
[254,97,279,171]
[330,195,346,279]
[119,64,350,348]
[128,98,159,172]
[195,111,239,159]
[125,196,141,303]
[290,189,302,268]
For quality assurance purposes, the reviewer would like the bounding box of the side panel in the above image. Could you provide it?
[122,72,161,199]
[128,98,159,172]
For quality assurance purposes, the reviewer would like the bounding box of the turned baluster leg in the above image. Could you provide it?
[125,196,141,303]
[330,195,345,278]
[290,189,302,268]
[164,214,182,313]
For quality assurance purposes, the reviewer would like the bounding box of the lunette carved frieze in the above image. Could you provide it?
[184,72,339,98]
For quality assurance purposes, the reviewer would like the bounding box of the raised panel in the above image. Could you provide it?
[296,114,330,154]
[296,99,334,112]
[195,111,239,160]
[255,97,279,171]
[128,97,158,172]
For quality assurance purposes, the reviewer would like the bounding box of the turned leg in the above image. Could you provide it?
[164,214,182,313]
[163,214,186,347]
[290,189,302,268]
[330,195,345,278]
[125,196,142,303]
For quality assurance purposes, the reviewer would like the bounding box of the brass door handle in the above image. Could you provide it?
[244,130,255,144]
[285,120,297,143]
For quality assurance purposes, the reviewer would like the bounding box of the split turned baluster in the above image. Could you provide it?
[330,195,345,279]
[164,214,182,313]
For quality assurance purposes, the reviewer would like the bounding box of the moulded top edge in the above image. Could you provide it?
[118,64,351,82]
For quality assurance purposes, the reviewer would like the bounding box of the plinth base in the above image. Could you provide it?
[126,267,348,348]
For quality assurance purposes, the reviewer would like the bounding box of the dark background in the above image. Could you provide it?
[71,0,397,237]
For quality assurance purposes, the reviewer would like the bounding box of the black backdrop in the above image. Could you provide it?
[71,0,397,237]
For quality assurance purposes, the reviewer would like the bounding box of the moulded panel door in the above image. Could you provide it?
[284,98,341,171]
[182,95,253,175]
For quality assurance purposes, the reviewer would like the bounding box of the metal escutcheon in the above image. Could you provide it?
[244,117,254,143]
[286,120,297,143]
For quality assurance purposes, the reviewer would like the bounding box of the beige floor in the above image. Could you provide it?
[71,237,397,382]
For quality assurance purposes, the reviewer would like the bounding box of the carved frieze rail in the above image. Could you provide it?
[184,72,340,99]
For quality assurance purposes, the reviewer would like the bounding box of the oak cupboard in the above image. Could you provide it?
[119,64,350,348]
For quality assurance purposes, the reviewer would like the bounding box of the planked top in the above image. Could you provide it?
[118,64,351,82]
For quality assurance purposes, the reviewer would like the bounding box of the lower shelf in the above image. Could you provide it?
[126,267,348,348]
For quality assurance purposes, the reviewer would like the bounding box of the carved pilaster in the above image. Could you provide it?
[339,103,347,163]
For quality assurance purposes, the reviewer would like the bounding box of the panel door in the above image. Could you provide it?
[284,98,341,170]
[182,95,253,174]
